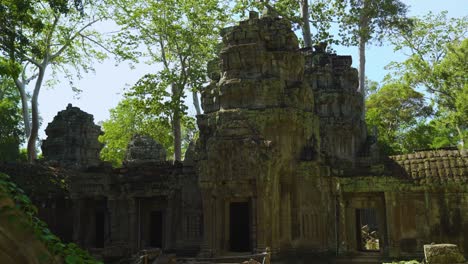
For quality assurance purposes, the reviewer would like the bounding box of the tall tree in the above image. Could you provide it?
[0,76,23,161]
[0,0,107,162]
[99,96,196,167]
[387,12,468,147]
[366,82,432,154]
[335,0,410,119]
[234,0,335,48]
[109,0,228,161]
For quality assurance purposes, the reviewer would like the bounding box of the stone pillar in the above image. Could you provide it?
[384,192,398,257]
[280,190,292,247]
[200,191,214,257]
[255,193,267,253]
[337,193,347,254]
[165,195,175,250]
[251,196,257,252]
[107,197,119,244]
[129,198,138,252]
[270,182,281,254]
[72,198,85,246]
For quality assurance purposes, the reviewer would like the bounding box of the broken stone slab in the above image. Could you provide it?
[424,244,466,264]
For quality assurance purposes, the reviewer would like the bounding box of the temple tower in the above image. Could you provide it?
[195,11,327,256]
[42,104,103,168]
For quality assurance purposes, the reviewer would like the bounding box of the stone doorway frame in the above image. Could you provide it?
[223,198,255,253]
[342,192,388,255]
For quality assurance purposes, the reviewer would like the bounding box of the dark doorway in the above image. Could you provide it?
[230,202,250,252]
[150,211,163,248]
[356,208,380,251]
[95,211,105,248]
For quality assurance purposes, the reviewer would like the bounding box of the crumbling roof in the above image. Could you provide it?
[388,149,468,185]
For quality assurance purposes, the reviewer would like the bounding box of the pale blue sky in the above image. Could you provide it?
[38,0,468,140]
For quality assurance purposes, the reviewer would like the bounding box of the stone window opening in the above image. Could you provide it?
[356,208,380,252]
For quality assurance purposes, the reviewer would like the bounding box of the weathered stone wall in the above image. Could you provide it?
[41,104,103,169]
[335,149,468,259]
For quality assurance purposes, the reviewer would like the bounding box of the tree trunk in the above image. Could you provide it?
[300,0,313,48]
[359,35,366,120]
[172,84,182,162]
[192,90,202,115]
[358,8,369,121]
[456,124,465,149]
[27,66,46,162]
[14,79,31,138]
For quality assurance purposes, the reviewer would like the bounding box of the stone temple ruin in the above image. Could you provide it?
[8,12,467,263]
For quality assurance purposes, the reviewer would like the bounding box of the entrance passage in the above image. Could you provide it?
[95,211,105,248]
[150,211,163,248]
[230,202,250,252]
[356,208,380,251]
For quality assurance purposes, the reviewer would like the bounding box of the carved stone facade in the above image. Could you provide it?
[10,12,465,263]
[196,11,328,256]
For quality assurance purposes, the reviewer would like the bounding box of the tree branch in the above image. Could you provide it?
[45,14,62,57]
[50,18,102,60]
[79,33,114,54]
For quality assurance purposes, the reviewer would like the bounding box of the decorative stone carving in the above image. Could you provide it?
[41,104,103,168]
[124,134,166,165]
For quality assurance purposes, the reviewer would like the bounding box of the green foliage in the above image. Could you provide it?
[0,172,102,264]
[334,0,410,46]
[109,0,228,160]
[0,0,89,75]
[0,0,108,161]
[366,82,432,154]
[99,96,196,167]
[233,0,336,46]
[0,77,22,161]
[387,12,468,147]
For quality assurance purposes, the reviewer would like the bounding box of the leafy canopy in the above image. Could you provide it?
[366,82,432,154]
[387,11,468,147]
[0,77,22,161]
[99,95,196,167]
